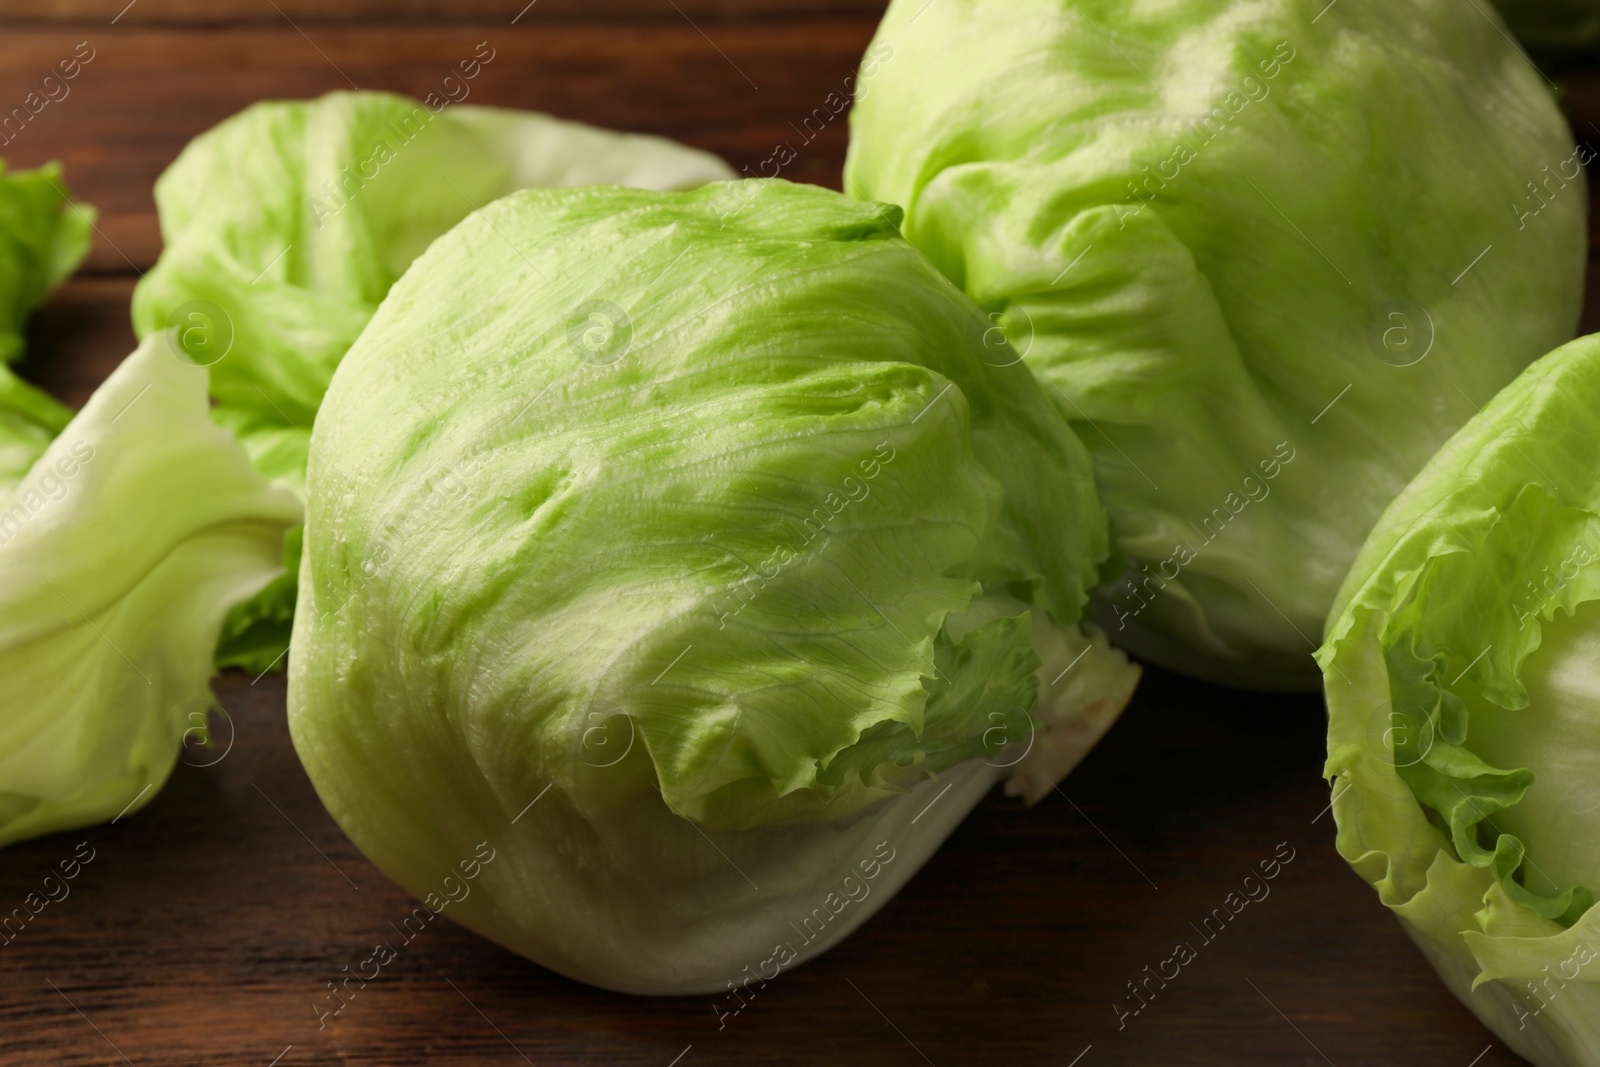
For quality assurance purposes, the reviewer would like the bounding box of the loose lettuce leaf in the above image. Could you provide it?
[1321,334,1600,1067]
[0,159,93,366]
[288,179,1137,992]
[0,366,71,496]
[132,91,735,673]
[0,159,91,491]
[846,0,1585,689]
[0,336,300,848]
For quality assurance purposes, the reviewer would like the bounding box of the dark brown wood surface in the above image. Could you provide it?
[1,4,1596,1065]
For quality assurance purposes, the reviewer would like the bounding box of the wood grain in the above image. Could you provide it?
[0,21,874,271]
[1,3,1596,1065]
[0,660,1522,1067]
[0,0,890,25]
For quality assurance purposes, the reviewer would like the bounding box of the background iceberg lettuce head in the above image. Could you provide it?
[845,0,1586,689]
[1323,334,1600,1067]
[132,90,734,496]
[287,179,1138,992]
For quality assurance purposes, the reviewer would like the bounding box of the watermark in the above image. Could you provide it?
[981,704,1035,770]
[574,709,636,768]
[0,42,96,147]
[712,841,897,1029]
[566,300,633,366]
[177,698,235,768]
[1513,141,1595,232]
[1364,700,1435,770]
[0,841,96,948]
[980,303,1034,366]
[0,439,95,547]
[165,299,234,366]
[1368,300,1433,367]
[306,41,497,230]
[313,840,497,1028]
[1106,441,1297,630]
[1513,937,1600,1031]
[1112,841,1295,1029]
[1116,40,1296,230]
[1513,539,1598,630]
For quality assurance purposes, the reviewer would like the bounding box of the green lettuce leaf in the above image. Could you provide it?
[0,335,300,848]
[288,179,1138,992]
[846,0,1585,689]
[0,366,71,496]
[0,159,93,366]
[0,159,92,493]
[1321,333,1600,1067]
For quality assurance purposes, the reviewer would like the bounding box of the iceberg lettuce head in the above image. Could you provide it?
[845,0,1586,688]
[1322,334,1600,1067]
[287,179,1139,992]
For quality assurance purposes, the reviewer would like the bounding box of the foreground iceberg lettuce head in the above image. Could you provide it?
[1322,334,1600,1067]
[130,90,735,671]
[845,0,1586,689]
[288,179,1138,992]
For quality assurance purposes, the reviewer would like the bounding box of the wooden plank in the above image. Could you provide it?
[1,11,1597,1067]
[18,276,136,407]
[0,21,876,272]
[0,0,890,25]
[0,656,1518,1067]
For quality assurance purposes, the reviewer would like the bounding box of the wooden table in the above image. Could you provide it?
[0,3,1594,1064]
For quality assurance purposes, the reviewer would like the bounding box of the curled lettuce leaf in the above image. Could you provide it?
[288,179,1137,992]
[1321,334,1600,1067]
[130,91,734,674]
[0,336,300,848]
[846,0,1585,689]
